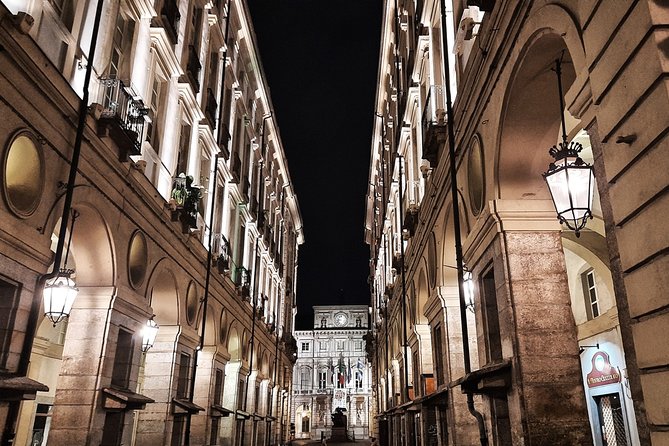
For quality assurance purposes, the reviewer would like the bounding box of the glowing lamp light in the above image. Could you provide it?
[141,316,159,352]
[543,141,595,236]
[43,271,78,326]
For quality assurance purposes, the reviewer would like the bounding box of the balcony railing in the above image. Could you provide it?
[421,85,447,166]
[98,78,148,161]
[212,233,231,274]
[229,152,241,183]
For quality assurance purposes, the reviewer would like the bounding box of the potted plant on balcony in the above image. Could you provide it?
[216,253,229,275]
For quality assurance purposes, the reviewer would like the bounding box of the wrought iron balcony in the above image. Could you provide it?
[212,233,231,274]
[218,124,231,160]
[240,175,250,203]
[421,85,447,166]
[97,78,148,161]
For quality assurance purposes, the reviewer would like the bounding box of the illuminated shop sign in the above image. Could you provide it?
[586,351,621,388]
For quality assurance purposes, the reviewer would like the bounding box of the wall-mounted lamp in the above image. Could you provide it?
[141,316,159,352]
[43,210,79,326]
[543,56,594,237]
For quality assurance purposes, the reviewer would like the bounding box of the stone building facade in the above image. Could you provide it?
[0,0,302,444]
[365,1,666,446]
[291,306,372,441]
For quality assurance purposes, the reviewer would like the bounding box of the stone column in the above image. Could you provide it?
[47,287,116,446]
[490,199,591,444]
[221,361,245,446]
[135,324,182,445]
[192,346,217,445]
[435,286,478,446]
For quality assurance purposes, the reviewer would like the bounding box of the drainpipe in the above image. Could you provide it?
[183,1,233,441]
[1,0,105,444]
[439,0,487,444]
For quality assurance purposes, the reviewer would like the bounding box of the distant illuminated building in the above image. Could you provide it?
[291,305,372,441]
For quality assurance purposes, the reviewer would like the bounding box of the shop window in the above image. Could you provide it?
[0,278,20,369]
[582,269,600,320]
[3,132,44,218]
[176,352,191,399]
[110,329,134,389]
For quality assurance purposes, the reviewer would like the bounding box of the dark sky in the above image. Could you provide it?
[246,1,382,329]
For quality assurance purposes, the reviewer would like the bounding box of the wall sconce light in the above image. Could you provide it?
[142,315,159,352]
[543,56,594,237]
[43,210,79,326]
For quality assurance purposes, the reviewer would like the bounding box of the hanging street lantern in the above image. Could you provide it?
[43,271,78,326]
[543,55,595,237]
[463,268,475,313]
[142,316,159,352]
[544,141,595,236]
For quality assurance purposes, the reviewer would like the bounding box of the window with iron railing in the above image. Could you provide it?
[98,78,148,156]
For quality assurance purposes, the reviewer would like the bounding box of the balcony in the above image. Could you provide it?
[97,78,147,161]
[212,233,231,275]
[239,175,250,203]
[218,124,231,160]
[234,266,251,301]
[249,196,259,219]
[168,174,202,234]
[421,85,447,166]
[204,88,217,128]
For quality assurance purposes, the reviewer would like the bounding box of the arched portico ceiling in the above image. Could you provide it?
[414,266,429,325]
[438,201,470,286]
[146,260,179,326]
[495,3,588,201]
[66,203,115,286]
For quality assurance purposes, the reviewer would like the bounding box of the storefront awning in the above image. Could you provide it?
[235,409,251,420]
[421,387,449,407]
[0,376,49,401]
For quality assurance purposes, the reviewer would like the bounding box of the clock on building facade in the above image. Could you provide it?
[334,313,348,326]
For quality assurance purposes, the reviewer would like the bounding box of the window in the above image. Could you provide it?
[301,342,310,352]
[300,368,311,389]
[236,379,245,409]
[354,341,362,351]
[213,368,224,405]
[170,416,185,446]
[355,371,363,389]
[30,404,52,446]
[318,370,327,389]
[175,121,191,177]
[433,325,444,385]
[108,13,135,80]
[146,68,167,154]
[582,270,600,320]
[0,278,20,369]
[176,352,191,399]
[320,341,328,351]
[481,267,502,363]
[336,340,344,351]
[101,412,125,446]
[110,329,134,389]
[301,416,310,433]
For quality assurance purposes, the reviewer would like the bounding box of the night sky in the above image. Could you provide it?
[246,1,383,329]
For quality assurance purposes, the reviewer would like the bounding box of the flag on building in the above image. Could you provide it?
[347,358,352,383]
[357,357,364,371]
[328,357,334,384]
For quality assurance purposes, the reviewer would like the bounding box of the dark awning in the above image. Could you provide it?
[451,359,512,395]
[172,398,205,414]
[420,387,449,407]
[0,376,49,401]
[210,404,233,417]
[235,409,251,420]
[102,387,154,411]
